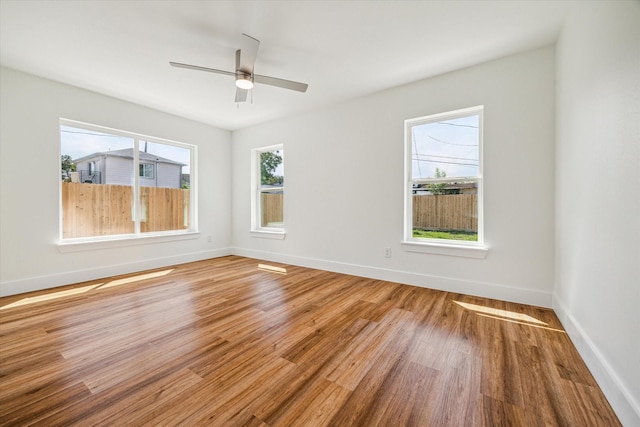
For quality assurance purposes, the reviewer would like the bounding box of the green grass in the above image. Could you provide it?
[412,229,478,241]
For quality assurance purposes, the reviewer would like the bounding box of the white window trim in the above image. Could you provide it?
[58,119,198,245]
[402,106,488,256]
[250,144,285,237]
[249,230,286,240]
[57,231,200,252]
[401,241,488,259]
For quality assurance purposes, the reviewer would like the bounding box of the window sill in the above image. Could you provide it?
[250,230,286,240]
[401,241,488,259]
[57,231,200,253]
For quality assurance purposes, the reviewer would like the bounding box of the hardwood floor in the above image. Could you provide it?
[0,256,620,426]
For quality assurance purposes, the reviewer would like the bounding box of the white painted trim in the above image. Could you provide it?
[58,231,200,252]
[251,144,285,232]
[0,248,231,297]
[231,247,551,307]
[553,294,640,427]
[404,105,485,247]
[250,230,286,240]
[401,241,488,259]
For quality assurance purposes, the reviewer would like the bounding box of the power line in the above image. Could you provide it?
[425,134,478,147]
[413,158,478,167]
[438,121,478,129]
[412,127,423,177]
[61,129,129,139]
[413,153,478,162]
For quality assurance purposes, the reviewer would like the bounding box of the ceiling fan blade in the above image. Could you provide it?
[238,33,260,74]
[235,87,248,103]
[253,74,309,92]
[171,34,308,102]
[169,61,236,77]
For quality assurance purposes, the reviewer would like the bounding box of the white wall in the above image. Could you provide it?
[0,67,232,296]
[554,2,640,425]
[231,46,556,307]
[1,6,637,423]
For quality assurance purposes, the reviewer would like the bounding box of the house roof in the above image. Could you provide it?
[73,148,186,166]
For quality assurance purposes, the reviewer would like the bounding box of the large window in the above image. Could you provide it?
[251,145,284,234]
[404,106,483,247]
[60,120,195,241]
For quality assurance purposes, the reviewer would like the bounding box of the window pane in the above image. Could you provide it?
[260,149,284,187]
[61,126,134,238]
[256,147,284,230]
[412,180,478,241]
[139,164,154,178]
[411,114,479,179]
[139,141,191,233]
[261,191,283,228]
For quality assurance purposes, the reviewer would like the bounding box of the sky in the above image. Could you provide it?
[61,125,191,173]
[411,114,479,180]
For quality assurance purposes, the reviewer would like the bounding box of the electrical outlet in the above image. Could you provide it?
[384,247,392,258]
[207,235,213,243]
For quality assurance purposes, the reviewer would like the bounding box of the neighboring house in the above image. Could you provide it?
[412,182,477,195]
[73,148,185,188]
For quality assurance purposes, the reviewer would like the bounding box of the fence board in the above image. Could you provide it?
[261,193,283,227]
[62,183,189,238]
[413,194,477,232]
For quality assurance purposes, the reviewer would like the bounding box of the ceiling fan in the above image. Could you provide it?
[170,34,308,103]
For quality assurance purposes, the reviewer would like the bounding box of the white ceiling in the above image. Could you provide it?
[0,1,577,131]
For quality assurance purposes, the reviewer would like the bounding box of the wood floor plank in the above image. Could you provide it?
[0,255,621,426]
[430,351,484,426]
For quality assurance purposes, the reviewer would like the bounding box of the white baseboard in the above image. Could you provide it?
[0,248,232,297]
[231,247,552,307]
[553,294,640,427]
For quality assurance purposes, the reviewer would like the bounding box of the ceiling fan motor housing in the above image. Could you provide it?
[235,72,254,90]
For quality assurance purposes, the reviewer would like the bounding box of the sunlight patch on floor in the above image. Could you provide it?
[99,269,174,289]
[1,269,175,310]
[473,312,566,332]
[1,284,102,310]
[453,300,566,333]
[258,264,287,275]
[454,300,547,325]
[454,301,566,333]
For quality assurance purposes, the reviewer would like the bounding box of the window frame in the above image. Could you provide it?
[58,119,198,246]
[403,106,487,257]
[250,144,285,239]
[139,163,154,179]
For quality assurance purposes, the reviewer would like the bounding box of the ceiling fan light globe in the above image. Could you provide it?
[235,77,254,90]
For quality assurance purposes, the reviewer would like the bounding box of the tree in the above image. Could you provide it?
[427,168,460,195]
[427,168,447,195]
[61,154,76,181]
[260,151,283,185]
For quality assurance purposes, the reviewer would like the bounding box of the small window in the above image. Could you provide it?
[251,145,284,233]
[139,163,154,179]
[404,106,483,246]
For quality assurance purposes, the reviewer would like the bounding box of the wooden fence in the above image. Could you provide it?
[260,193,475,232]
[62,182,189,238]
[261,193,283,227]
[413,194,477,232]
